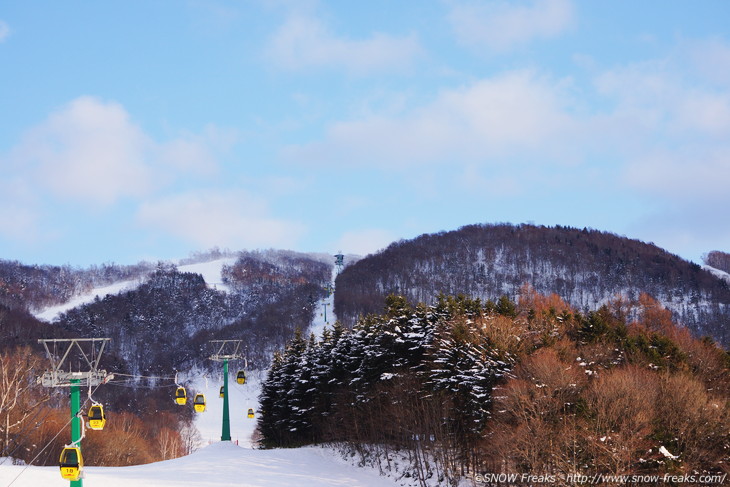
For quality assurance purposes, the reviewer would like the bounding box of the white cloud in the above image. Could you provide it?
[333,228,395,257]
[674,90,730,136]
[8,96,224,206]
[594,44,730,140]
[0,21,10,42]
[447,0,574,52]
[624,146,730,202]
[0,201,40,243]
[685,38,730,86]
[17,96,156,205]
[136,190,306,249]
[458,165,522,197]
[284,69,577,166]
[594,50,730,204]
[265,14,422,74]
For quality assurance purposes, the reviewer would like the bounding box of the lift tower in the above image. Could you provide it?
[334,252,344,275]
[38,338,112,487]
[208,340,245,442]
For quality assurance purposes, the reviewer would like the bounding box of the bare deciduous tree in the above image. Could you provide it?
[0,347,49,457]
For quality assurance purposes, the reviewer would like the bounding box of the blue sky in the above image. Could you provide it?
[1,0,729,267]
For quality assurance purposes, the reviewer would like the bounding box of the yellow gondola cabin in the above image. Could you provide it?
[247,408,255,419]
[59,446,83,481]
[236,370,246,384]
[193,393,206,412]
[175,387,187,405]
[88,404,106,430]
[219,386,225,398]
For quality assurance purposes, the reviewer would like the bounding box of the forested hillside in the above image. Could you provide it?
[0,250,331,467]
[0,259,155,311]
[705,251,730,274]
[334,224,730,346]
[261,292,730,485]
[57,250,331,373]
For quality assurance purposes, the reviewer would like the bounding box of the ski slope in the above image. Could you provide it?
[703,264,730,284]
[189,370,262,448]
[177,257,238,293]
[309,264,338,340]
[1,369,403,487]
[2,256,406,487]
[34,278,142,322]
[0,441,401,487]
[32,257,238,322]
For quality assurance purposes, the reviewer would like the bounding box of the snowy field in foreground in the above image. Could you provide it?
[1,370,401,487]
[0,441,401,487]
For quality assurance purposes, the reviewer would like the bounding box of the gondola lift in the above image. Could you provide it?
[236,370,246,385]
[247,408,255,419]
[194,393,206,413]
[175,386,187,405]
[219,386,225,398]
[59,446,83,481]
[88,403,106,431]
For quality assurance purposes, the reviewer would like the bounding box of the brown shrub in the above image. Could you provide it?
[584,366,658,475]
[654,373,730,474]
[19,406,69,466]
[84,411,156,466]
[479,314,528,356]
[487,348,587,474]
[517,283,574,346]
[635,293,675,335]
[671,329,730,396]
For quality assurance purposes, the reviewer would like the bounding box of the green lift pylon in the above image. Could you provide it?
[38,338,112,487]
[208,340,244,442]
[70,379,82,487]
[221,359,231,441]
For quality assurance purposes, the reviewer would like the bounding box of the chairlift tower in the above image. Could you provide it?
[208,340,245,442]
[334,252,344,275]
[38,338,112,487]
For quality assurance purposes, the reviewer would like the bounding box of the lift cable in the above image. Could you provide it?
[111,372,177,381]
[0,405,55,467]
[3,379,104,487]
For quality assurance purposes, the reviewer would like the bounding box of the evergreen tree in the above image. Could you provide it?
[426,317,513,464]
[257,351,285,447]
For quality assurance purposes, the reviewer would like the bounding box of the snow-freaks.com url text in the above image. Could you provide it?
[474,472,728,485]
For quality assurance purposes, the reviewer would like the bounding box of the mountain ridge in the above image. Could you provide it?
[333,223,730,347]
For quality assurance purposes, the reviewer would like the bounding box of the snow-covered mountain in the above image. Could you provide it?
[703,264,730,285]
[32,257,237,322]
[335,223,730,347]
[44,251,331,375]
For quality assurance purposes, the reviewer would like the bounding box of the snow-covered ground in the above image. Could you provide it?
[703,264,730,284]
[309,264,338,340]
[0,368,409,487]
[34,278,142,322]
[188,370,263,448]
[178,257,238,293]
[0,441,402,487]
